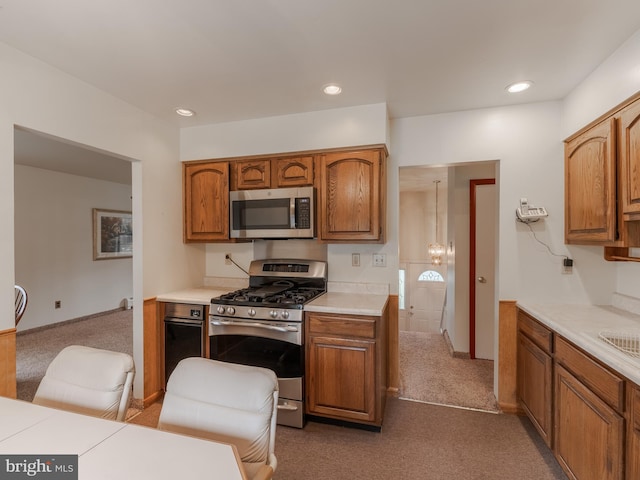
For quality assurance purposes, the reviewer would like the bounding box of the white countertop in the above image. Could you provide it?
[305,292,389,316]
[156,283,390,316]
[517,301,640,386]
[156,287,232,305]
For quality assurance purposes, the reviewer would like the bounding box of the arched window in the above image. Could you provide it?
[418,270,444,282]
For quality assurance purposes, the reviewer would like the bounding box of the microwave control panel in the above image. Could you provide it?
[295,198,311,229]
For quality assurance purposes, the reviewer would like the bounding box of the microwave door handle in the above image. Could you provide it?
[290,198,296,228]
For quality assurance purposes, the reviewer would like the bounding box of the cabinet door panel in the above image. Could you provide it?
[273,156,314,187]
[306,336,375,422]
[234,159,271,190]
[629,385,640,480]
[554,365,624,480]
[319,149,382,241]
[184,162,229,242]
[619,100,640,219]
[517,333,553,446]
[565,119,617,244]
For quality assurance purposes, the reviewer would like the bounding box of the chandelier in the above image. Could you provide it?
[428,180,445,265]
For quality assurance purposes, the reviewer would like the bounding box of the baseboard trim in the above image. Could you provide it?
[17,308,126,336]
[143,390,164,409]
[500,402,524,415]
[443,330,470,359]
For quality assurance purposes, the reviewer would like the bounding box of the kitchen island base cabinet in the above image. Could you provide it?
[305,310,387,429]
[554,364,624,480]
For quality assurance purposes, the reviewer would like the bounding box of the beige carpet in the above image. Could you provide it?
[16,309,133,402]
[129,397,566,480]
[399,330,499,412]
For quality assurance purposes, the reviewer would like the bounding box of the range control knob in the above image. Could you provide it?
[226,306,236,315]
[216,306,225,315]
[248,308,256,317]
[281,310,290,320]
[269,310,278,319]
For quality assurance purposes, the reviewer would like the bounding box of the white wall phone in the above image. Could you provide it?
[516,197,548,222]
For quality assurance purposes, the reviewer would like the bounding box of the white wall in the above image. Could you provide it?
[0,42,196,397]
[562,29,640,137]
[14,165,133,330]
[391,101,618,305]
[180,103,398,291]
[181,103,389,160]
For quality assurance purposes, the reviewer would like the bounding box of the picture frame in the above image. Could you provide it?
[93,208,133,260]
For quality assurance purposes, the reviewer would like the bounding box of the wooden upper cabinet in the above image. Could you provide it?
[565,94,640,252]
[273,156,314,188]
[183,161,229,242]
[318,147,387,242]
[619,100,640,220]
[232,156,314,189]
[565,118,618,245]
[233,159,271,190]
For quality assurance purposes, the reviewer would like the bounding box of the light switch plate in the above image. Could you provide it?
[352,253,360,267]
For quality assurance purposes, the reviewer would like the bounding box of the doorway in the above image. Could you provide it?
[398,162,498,411]
[13,127,135,399]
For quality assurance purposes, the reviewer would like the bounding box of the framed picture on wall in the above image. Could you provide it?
[93,208,133,260]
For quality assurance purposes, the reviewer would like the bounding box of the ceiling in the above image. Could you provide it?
[14,128,131,184]
[5,0,640,182]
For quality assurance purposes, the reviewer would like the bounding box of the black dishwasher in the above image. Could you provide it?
[164,303,206,386]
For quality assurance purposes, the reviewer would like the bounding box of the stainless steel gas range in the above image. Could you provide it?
[208,258,327,428]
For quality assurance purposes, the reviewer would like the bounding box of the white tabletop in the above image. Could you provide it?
[0,397,246,480]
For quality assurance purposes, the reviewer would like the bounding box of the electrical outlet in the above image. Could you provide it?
[562,258,573,274]
[372,253,386,267]
[352,253,360,267]
[55,300,61,309]
[225,253,232,265]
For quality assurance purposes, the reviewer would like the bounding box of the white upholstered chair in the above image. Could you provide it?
[158,358,279,480]
[33,345,135,422]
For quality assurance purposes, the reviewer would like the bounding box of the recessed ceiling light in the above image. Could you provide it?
[506,81,533,93]
[175,108,195,117]
[323,84,342,95]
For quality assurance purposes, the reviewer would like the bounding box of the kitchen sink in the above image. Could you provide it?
[598,330,640,358]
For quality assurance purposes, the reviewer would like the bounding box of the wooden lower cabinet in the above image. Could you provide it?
[517,332,553,446]
[629,385,640,480]
[306,335,376,422]
[517,308,634,479]
[554,364,624,480]
[305,309,387,428]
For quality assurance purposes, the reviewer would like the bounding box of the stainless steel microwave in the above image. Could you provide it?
[230,186,315,239]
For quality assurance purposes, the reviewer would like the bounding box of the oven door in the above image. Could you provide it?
[208,316,302,378]
[209,316,305,428]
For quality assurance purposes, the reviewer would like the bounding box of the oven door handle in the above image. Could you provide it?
[210,320,299,333]
[277,401,299,412]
